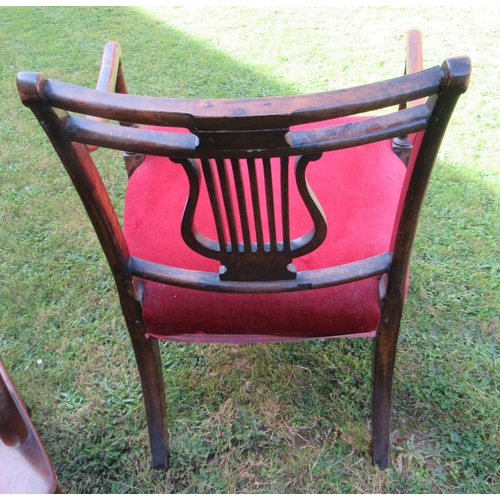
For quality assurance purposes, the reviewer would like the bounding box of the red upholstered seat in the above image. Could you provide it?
[123,117,407,343]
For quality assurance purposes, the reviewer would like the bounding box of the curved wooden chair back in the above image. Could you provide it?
[17,56,469,288]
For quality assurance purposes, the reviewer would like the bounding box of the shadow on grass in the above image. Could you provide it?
[2,6,300,98]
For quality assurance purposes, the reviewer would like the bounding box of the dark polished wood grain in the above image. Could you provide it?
[85,41,134,152]
[44,67,441,130]
[373,56,471,467]
[128,252,393,293]
[64,103,430,158]
[173,153,328,281]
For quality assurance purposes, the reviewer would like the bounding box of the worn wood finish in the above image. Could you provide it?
[85,42,134,152]
[64,103,431,160]
[93,42,129,95]
[0,361,59,493]
[173,153,328,281]
[45,68,441,130]
[129,252,393,293]
[17,70,168,470]
[17,31,470,470]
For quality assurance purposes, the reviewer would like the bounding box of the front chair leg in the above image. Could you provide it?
[131,335,169,470]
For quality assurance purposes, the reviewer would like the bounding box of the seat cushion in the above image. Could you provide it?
[123,117,407,343]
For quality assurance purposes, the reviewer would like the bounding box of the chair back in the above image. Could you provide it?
[17,56,470,292]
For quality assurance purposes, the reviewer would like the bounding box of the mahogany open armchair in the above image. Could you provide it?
[17,30,470,470]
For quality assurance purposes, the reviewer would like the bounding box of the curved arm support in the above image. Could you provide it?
[393,30,425,164]
[94,41,128,94]
[86,41,133,151]
[406,30,425,106]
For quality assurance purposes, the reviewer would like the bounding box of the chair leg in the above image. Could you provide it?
[371,327,398,468]
[130,335,169,470]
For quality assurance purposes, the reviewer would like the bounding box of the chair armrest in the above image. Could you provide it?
[392,30,426,163]
[94,41,128,94]
[406,30,423,74]
[86,41,133,151]
[406,30,426,107]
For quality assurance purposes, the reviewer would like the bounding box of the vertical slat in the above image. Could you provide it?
[231,158,251,251]
[263,157,277,251]
[247,158,264,251]
[280,156,290,252]
[216,159,238,251]
[201,159,227,252]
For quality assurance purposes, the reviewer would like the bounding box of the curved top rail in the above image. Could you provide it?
[43,67,442,130]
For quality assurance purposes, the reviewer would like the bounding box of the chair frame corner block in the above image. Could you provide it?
[17,32,471,471]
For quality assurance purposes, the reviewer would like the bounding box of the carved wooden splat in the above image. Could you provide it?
[174,153,327,281]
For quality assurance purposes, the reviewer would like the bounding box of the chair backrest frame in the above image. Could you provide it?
[17,55,470,296]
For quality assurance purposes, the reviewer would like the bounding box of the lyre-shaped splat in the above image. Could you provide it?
[173,154,327,281]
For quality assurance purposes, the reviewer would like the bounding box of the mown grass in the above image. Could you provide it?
[0,6,499,493]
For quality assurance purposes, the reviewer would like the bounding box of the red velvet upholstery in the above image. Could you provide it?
[123,117,407,343]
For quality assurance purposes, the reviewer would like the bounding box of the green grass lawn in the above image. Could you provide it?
[1,6,499,493]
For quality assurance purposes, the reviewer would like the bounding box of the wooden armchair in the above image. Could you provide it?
[17,30,470,470]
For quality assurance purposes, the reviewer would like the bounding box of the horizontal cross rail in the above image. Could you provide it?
[64,104,430,158]
[129,252,392,293]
